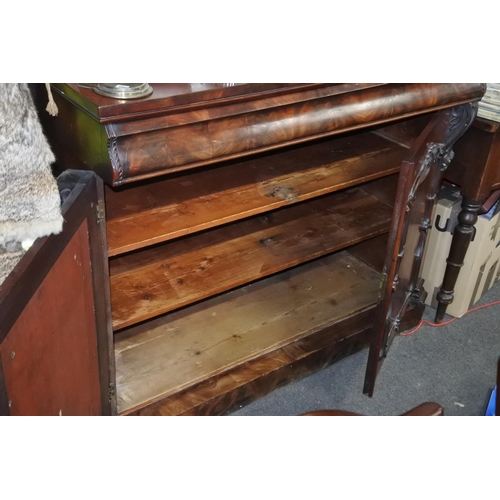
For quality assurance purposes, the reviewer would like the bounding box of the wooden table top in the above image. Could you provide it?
[55,83,385,121]
[46,83,486,185]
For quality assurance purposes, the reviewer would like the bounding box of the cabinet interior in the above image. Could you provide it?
[104,127,404,415]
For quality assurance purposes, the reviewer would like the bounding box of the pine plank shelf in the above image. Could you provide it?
[104,131,405,256]
[115,251,381,415]
[109,187,393,330]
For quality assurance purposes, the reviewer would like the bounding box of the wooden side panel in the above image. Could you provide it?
[0,222,101,416]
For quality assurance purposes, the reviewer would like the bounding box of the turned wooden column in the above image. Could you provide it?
[435,118,500,323]
[435,198,481,322]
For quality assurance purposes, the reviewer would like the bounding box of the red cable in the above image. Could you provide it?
[400,298,500,337]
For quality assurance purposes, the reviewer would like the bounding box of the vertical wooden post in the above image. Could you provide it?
[435,198,481,323]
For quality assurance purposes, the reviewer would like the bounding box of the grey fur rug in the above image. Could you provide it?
[0,83,63,286]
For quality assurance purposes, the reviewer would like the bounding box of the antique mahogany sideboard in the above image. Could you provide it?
[1,83,485,416]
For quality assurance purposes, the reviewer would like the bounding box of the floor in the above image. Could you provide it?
[230,281,500,416]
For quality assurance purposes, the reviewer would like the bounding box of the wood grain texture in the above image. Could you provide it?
[111,84,485,184]
[59,83,335,120]
[109,188,393,329]
[114,251,381,414]
[45,83,485,186]
[32,84,486,415]
[105,132,405,255]
[127,325,373,416]
[1,222,101,416]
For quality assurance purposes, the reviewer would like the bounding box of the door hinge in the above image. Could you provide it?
[108,383,116,402]
[378,272,388,300]
[96,200,105,224]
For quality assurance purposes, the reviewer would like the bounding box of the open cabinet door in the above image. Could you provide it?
[0,171,115,415]
[364,103,478,396]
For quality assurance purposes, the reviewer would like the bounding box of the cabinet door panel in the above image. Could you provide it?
[0,171,115,415]
[364,103,478,396]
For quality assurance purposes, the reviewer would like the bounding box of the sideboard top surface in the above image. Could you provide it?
[44,83,486,186]
[55,83,383,121]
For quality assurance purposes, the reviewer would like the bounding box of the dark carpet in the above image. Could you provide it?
[230,282,500,416]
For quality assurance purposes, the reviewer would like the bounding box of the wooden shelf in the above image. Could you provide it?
[109,187,393,330]
[105,131,406,256]
[115,251,381,415]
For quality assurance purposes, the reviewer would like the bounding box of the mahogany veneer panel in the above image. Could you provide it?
[115,251,380,415]
[109,187,393,329]
[105,132,405,256]
[48,83,484,185]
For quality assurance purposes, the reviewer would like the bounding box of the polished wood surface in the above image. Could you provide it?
[115,251,380,415]
[60,83,329,120]
[105,131,404,256]
[46,83,484,185]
